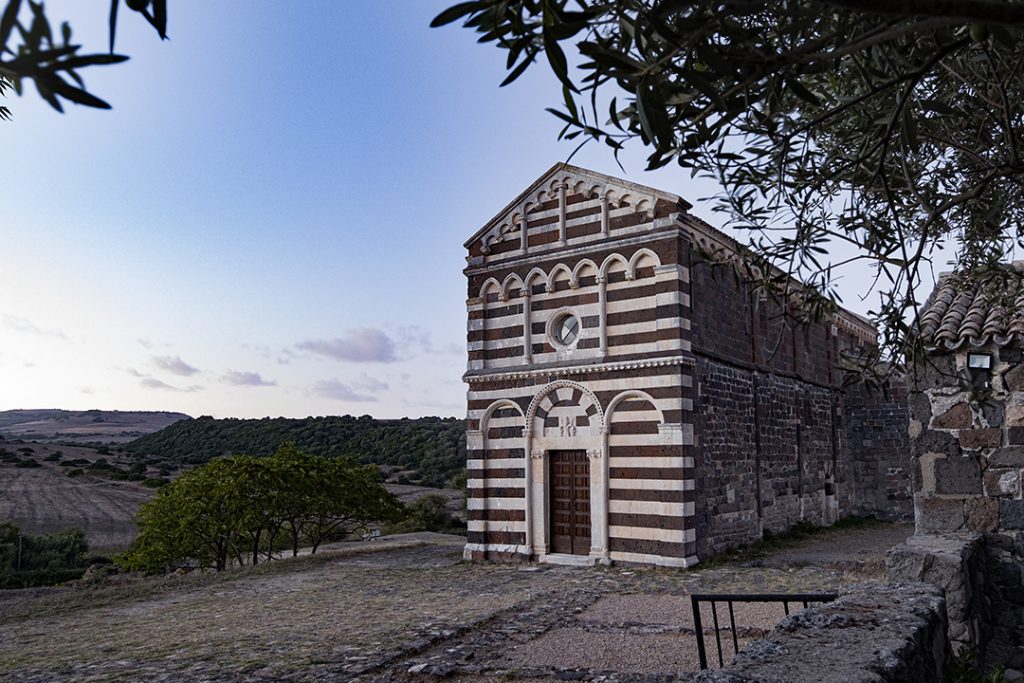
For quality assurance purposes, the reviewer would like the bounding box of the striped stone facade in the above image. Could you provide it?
[463,163,906,567]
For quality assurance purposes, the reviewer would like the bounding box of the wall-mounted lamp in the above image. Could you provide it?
[967,352,992,370]
[967,351,993,389]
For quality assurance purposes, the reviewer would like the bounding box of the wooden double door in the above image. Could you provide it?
[549,450,591,555]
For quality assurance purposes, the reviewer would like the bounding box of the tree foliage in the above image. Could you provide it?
[127,414,467,489]
[117,444,403,573]
[0,0,167,118]
[435,0,1024,373]
[0,522,90,588]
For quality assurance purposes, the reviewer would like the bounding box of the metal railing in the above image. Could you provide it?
[690,592,838,670]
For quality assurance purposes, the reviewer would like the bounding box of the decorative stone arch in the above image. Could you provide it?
[501,273,524,300]
[526,379,605,432]
[626,248,662,280]
[480,398,526,445]
[605,389,666,426]
[547,263,573,293]
[524,267,549,294]
[479,277,502,301]
[522,379,609,564]
[570,259,599,288]
[599,253,629,279]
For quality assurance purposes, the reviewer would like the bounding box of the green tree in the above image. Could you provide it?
[0,0,168,118]
[435,1,1024,373]
[117,444,403,573]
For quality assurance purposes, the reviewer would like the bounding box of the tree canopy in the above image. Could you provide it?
[435,0,1024,373]
[118,444,404,573]
[0,0,167,119]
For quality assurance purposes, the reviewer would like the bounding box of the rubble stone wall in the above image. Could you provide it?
[908,344,1024,670]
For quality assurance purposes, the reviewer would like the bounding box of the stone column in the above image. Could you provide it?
[558,182,567,245]
[600,195,610,237]
[530,447,546,555]
[519,208,529,254]
[597,273,608,357]
[522,427,533,554]
[589,431,610,563]
[522,291,532,365]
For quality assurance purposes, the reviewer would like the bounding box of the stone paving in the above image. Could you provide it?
[0,524,913,682]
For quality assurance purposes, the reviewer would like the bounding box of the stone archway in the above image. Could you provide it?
[524,380,608,564]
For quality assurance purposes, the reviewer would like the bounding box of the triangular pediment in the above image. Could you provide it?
[464,163,692,253]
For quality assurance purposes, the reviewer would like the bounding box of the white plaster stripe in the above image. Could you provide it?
[467,477,523,488]
[608,500,695,517]
[466,458,525,470]
[609,479,683,491]
[608,456,689,469]
[467,498,524,510]
[484,416,524,428]
[608,550,696,568]
[609,526,691,543]
[467,520,525,533]
[617,527,695,544]
[609,431,692,447]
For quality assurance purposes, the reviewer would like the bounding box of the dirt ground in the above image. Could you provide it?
[0,522,914,682]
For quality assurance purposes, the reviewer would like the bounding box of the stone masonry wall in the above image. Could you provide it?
[911,344,1024,669]
[844,378,913,519]
[695,357,842,557]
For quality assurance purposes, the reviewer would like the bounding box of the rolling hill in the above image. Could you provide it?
[126,415,467,488]
[0,410,191,444]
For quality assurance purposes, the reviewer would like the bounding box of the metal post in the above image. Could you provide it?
[692,594,707,670]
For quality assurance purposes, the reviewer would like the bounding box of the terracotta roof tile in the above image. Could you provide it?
[918,263,1024,350]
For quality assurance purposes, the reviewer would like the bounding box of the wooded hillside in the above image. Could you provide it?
[126,415,466,488]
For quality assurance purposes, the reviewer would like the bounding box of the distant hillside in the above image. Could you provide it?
[127,415,467,488]
[0,410,191,444]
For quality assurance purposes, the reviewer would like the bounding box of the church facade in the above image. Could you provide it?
[463,163,909,567]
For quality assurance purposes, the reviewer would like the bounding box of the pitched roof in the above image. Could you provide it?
[918,263,1024,350]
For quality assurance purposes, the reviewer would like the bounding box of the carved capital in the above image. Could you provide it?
[531,448,545,460]
[595,274,606,285]
[587,449,601,461]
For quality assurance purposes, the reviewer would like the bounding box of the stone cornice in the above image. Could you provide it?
[463,355,695,384]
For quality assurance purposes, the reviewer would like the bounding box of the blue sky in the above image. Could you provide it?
[0,2,905,419]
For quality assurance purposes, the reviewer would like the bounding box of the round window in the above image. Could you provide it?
[553,313,580,346]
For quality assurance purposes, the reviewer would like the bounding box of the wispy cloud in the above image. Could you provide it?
[137,337,170,350]
[2,314,67,339]
[222,370,276,387]
[298,327,397,363]
[151,355,200,376]
[140,377,203,392]
[311,379,377,402]
[353,372,388,392]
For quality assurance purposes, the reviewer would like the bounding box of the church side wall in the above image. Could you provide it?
[687,255,905,556]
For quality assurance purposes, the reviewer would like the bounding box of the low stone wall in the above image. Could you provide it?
[886,532,986,658]
[887,531,1024,672]
[694,583,947,683]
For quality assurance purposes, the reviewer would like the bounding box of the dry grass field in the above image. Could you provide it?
[0,443,156,551]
